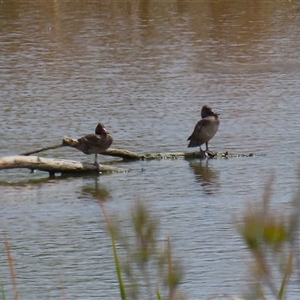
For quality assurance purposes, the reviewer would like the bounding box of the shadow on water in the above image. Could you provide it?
[189,160,220,195]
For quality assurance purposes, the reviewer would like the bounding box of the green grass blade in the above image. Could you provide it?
[278,251,293,299]
[111,237,127,300]
[99,201,126,300]
[156,287,162,300]
[0,280,6,300]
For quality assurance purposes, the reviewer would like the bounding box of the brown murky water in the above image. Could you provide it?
[1,1,300,299]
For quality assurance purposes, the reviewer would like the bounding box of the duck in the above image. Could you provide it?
[76,123,113,167]
[187,105,219,153]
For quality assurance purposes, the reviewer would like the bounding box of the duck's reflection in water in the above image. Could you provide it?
[80,177,111,202]
[189,160,220,195]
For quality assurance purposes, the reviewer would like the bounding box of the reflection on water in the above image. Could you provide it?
[189,160,220,195]
[80,177,111,202]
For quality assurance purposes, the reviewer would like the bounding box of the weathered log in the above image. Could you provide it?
[142,150,259,160]
[20,136,264,161]
[61,137,263,160]
[0,156,125,175]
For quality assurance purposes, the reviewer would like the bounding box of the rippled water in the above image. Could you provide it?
[1,1,300,299]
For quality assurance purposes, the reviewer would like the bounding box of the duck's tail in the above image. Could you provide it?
[187,136,199,148]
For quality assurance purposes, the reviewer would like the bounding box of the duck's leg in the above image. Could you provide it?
[93,154,103,170]
[205,142,209,151]
[93,154,100,168]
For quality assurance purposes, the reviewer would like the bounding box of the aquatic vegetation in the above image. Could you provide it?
[99,200,184,300]
[235,176,299,300]
[3,234,18,300]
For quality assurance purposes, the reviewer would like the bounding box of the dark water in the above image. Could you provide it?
[1,1,300,299]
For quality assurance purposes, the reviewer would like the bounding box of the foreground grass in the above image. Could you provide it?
[3,234,18,300]
[235,176,299,300]
[99,200,184,300]
[98,177,299,300]
[99,201,127,300]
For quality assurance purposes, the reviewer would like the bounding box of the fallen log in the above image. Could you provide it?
[0,156,125,176]
[140,150,259,160]
[20,136,264,161]
[62,137,256,160]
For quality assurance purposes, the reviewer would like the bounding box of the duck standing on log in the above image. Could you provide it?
[76,123,113,167]
[187,105,219,154]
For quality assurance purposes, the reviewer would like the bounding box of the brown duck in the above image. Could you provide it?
[76,123,113,166]
[187,105,219,152]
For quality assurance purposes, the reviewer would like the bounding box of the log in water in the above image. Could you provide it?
[0,155,125,175]
[20,136,261,161]
[7,136,264,177]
